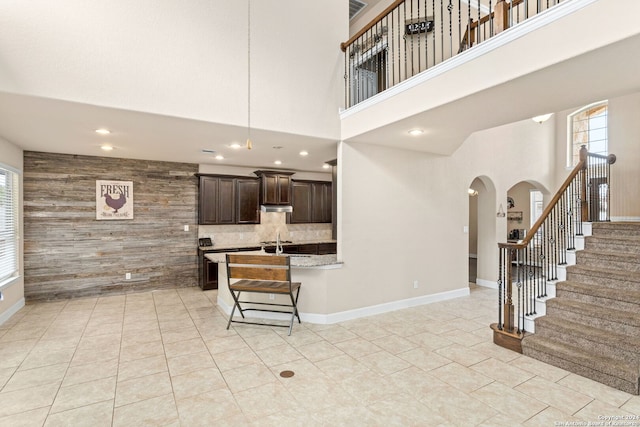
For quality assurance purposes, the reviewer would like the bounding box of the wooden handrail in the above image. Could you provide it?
[341,0,405,52]
[500,147,587,252]
[499,146,617,252]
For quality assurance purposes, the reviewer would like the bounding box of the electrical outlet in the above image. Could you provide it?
[413,280,419,289]
[269,294,275,300]
[125,273,131,280]
[183,224,189,232]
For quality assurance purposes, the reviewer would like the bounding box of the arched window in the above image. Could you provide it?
[567,101,608,167]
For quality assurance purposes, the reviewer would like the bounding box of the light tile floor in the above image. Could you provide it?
[0,285,638,426]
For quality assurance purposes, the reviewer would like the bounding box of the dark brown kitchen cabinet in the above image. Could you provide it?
[198,174,259,225]
[199,176,235,225]
[254,171,294,205]
[291,181,313,223]
[291,180,332,223]
[312,182,332,223]
[236,178,260,224]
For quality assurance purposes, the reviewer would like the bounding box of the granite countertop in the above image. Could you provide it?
[199,239,337,252]
[204,250,341,268]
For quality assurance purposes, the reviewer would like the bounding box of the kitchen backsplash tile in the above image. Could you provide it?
[198,212,331,247]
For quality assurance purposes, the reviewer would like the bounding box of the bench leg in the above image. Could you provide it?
[226,290,245,330]
[287,288,302,336]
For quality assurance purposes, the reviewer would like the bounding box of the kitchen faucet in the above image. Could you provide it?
[275,231,283,255]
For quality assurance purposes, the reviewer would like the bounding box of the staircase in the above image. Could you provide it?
[522,222,640,395]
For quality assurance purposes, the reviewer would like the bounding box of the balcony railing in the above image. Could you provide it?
[342,0,567,108]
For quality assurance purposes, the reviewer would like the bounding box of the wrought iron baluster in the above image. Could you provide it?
[477,0,481,45]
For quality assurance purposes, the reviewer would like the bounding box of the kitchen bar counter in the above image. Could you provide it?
[206,250,342,322]
[204,251,341,269]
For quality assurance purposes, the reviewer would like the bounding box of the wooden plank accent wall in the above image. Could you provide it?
[23,151,199,301]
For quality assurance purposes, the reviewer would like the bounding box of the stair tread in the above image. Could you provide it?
[567,264,640,282]
[522,335,640,381]
[546,298,640,327]
[558,280,640,304]
[578,249,640,259]
[588,235,640,243]
[534,316,640,354]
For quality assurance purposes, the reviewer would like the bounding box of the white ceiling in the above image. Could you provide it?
[0,91,338,172]
[2,0,638,172]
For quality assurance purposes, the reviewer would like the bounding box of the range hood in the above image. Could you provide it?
[260,204,293,213]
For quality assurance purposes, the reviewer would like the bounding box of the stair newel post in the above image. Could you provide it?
[497,246,504,329]
[579,145,589,222]
[494,0,510,34]
[504,247,514,332]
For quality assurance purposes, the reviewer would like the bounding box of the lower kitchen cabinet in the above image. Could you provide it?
[202,257,218,290]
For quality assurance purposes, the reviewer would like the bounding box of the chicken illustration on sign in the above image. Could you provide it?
[96,180,134,220]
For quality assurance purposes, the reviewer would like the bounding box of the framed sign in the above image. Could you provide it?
[96,180,133,220]
[405,18,434,35]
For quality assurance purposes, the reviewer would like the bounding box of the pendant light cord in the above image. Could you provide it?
[246,0,252,149]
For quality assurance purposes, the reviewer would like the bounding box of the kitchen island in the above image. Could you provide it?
[204,251,342,323]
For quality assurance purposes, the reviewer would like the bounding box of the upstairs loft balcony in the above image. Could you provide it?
[342,0,567,109]
[339,0,640,155]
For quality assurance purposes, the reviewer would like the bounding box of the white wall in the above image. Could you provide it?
[0,0,347,141]
[0,136,24,324]
[327,115,556,313]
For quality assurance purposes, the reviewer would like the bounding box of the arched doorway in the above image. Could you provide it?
[469,176,497,288]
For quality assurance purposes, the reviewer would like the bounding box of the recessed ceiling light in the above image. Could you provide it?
[299,150,309,156]
[95,129,111,135]
[215,155,224,160]
[274,160,282,165]
[322,163,331,169]
[100,145,114,151]
[408,129,424,136]
[230,143,242,149]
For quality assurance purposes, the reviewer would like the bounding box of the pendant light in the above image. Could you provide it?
[246,0,253,150]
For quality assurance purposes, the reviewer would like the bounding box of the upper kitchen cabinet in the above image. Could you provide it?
[254,171,294,205]
[291,180,332,223]
[198,174,259,225]
[236,178,260,224]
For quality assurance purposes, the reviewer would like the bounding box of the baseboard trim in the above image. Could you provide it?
[610,216,640,222]
[476,279,498,289]
[218,287,471,325]
[0,297,25,326]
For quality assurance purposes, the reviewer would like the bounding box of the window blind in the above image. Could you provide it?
[0,167,18,283]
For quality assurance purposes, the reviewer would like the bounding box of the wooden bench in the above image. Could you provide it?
[225,254,301,335]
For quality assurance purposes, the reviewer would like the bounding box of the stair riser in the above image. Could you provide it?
[534,323,640,363]
[521,346,639,395]
[585,239,640,254]
[566,270,640,290]
[545,305,640,337]
[576,253,640,272]
[555,289,640,313]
